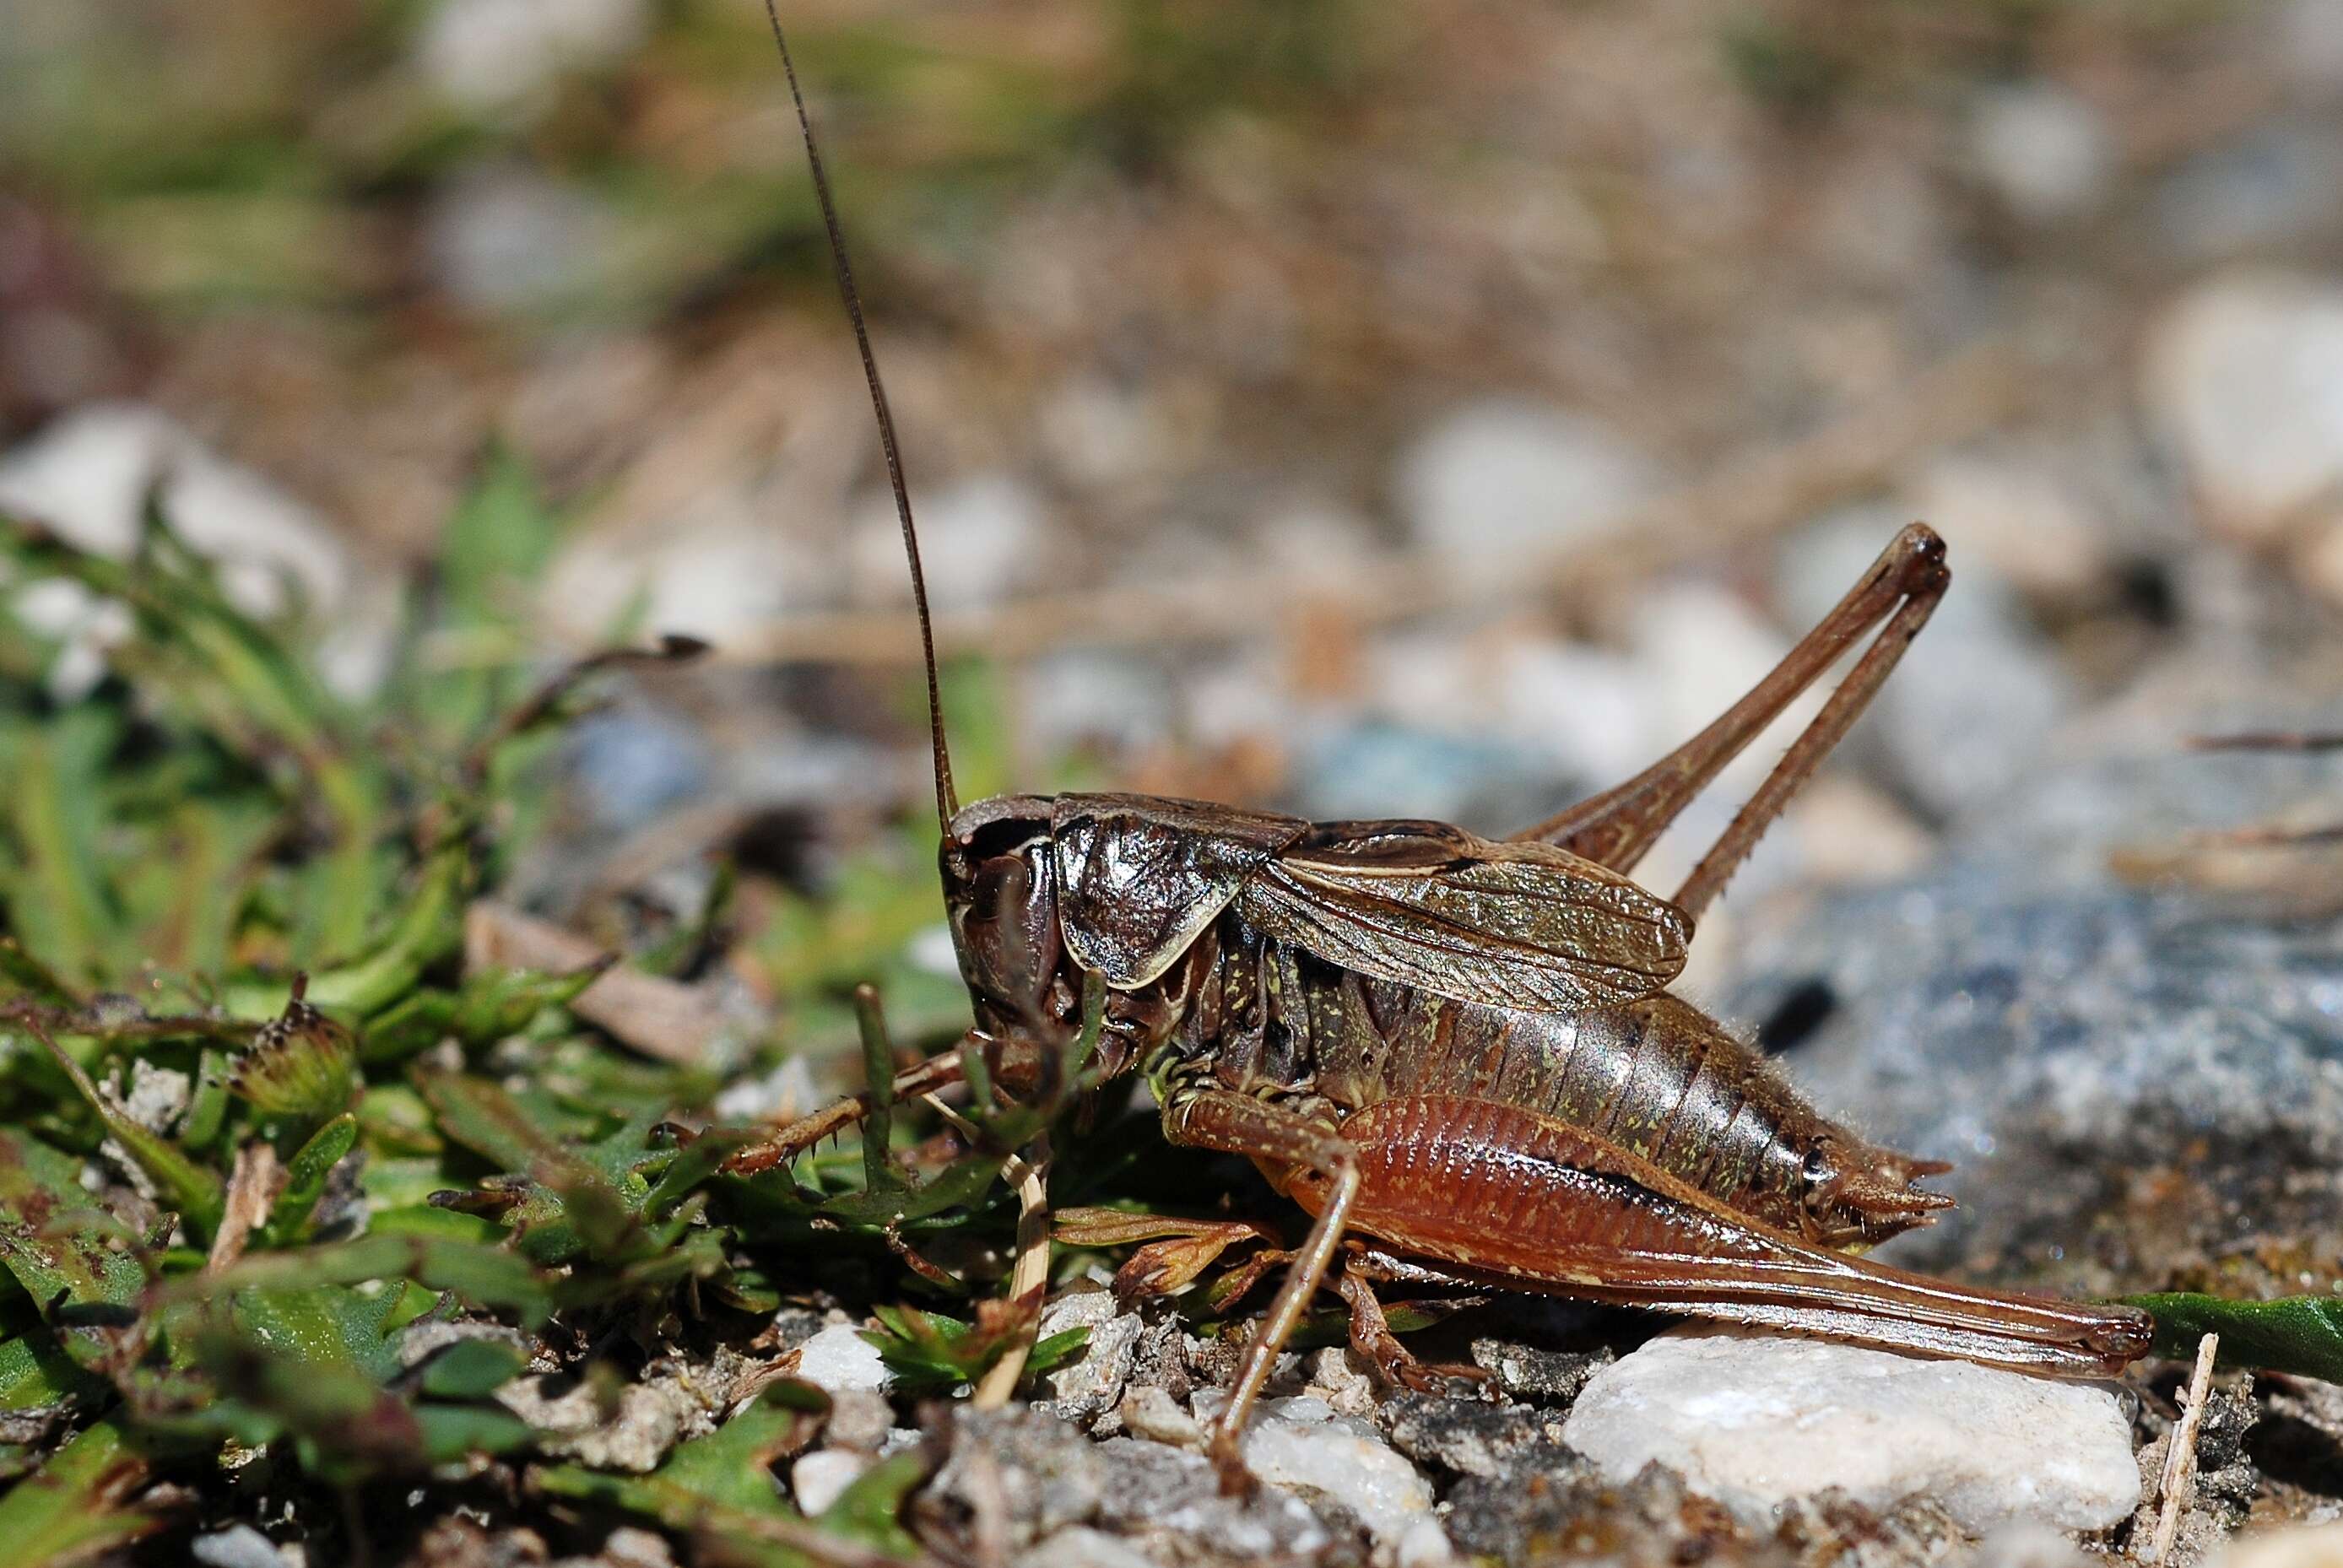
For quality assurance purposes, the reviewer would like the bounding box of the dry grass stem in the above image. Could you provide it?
[2145,1331,2220,1565]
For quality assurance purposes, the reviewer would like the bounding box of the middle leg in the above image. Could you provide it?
[1161,1086,1359,1490]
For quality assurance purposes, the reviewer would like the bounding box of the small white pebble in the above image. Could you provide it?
[1121,1385,1203,1447]
[793,1323,892,1394]
[789,1450,868,1517]
[1226,1394,1444,1549]
[1562,1327,2140,1532]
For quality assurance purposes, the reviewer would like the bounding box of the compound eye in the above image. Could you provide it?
[1799,1144,1837,1207]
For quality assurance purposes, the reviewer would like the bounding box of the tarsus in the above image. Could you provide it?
[760,3,958,832]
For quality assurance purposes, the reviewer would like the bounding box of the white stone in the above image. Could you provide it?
[416,0,648,115]
[0,403,383,696]
[1020,652,1177,759]
[1120,1384,1203,1448]
[1908,451,2109,598]
[1396,402,1658,591]
[1301,1347,1377,1420]
[1630,581,1808,791]
[2143,271,2343,541]
[542,508,831,649]
[2278,0,2343,94]
[1560,1328,2140,1533]
[191,1525,294,1568]
[1967,83,2111,224]
[2215,1522,2343,1567]
[1193,1392,1449,1555]
[1362,630,1655,787]
[120,1061,191,1135]
[1024,1526,1161,1568]
[1959,1522,2092,1568]
[789,1449,869,1517]
[793,1322,894,1395]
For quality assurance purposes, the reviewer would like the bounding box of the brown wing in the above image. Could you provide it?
[1235,819,1688,1011]
[1052,792,1309,988]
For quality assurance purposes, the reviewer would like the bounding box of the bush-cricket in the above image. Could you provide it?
[732,8,2154,1487]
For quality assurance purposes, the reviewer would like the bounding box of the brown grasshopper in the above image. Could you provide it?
[733,8,2153,1482]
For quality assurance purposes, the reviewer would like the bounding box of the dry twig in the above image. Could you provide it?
[205,1143,283,1274]
[2145,1332,2219,1565]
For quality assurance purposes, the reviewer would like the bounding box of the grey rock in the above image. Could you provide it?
[1377,1392,1560,1478]
[1442,1446,1647,1566]
[1032,1285,1144,1430]
[1468,1337,1610,1405]
[1295,721,1568,833]
[823,1387,896,1453]
[564,707,712,835]
[495,1371,717,1473]
[2151,128,2343,264]
[1725,743,2343,1268]
[922,1408,1111,1549]
[1091,1436,1350,1563]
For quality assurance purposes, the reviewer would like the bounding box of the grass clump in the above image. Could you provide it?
[0,456,1107,1565]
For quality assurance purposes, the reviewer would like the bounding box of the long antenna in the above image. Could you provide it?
[760,3,957,831]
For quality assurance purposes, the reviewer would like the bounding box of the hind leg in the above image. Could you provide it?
[1512,523,1947,922]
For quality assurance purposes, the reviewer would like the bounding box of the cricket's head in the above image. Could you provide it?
[1797,1133,1957,1251]
[940,795,1085,1057]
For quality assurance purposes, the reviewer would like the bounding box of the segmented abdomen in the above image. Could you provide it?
[1306,963,1820,1230]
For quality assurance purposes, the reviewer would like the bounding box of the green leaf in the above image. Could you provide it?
[2124,1291,2343,1381]
[860,1307,1085,1399]
[262,1113,358,1246]
[360,962,609,1064]
[0,1128,150,1374]
[0,709,122,987]
[0,1412,163,1566]
[652,1381,824,1512]
[0,1331,106,1412]
[183,1232,557,1327]
[414,1338,527,1400]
